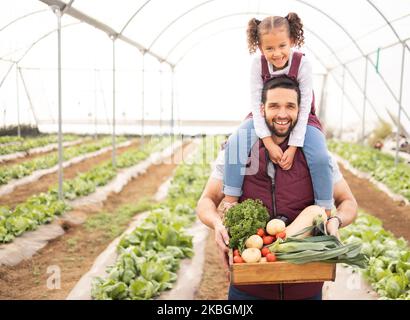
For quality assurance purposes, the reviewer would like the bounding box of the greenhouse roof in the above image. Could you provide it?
[3,0,406,67]
[0,0,409,136]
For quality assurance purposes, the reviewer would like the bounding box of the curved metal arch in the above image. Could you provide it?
[39,0,174,67]
[0,21,81,91]
[147,0,406,121]
[165,12,250,60]
[105,0,410,61]
[147,0,363,57]
[169,11,382,121]
[174,26,362,120]
[119,0,152,36]
[0,63,14,89]
[16,21,82,64]
[174,26,240,66]
[294,0,408,121]
[147,0,217,50]
[294,0,364,56]
[366,0,410,51]
[304,26,384,122]
[329,35,410,68]
[0,9,48,32]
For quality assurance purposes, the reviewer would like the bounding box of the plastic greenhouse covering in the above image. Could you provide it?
[0,0,409,138]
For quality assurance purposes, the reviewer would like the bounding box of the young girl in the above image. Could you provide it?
[222,13,333,216]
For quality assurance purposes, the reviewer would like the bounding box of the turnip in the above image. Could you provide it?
[245,235,263,249]
[266,219,286,235]
[241,248,262,263]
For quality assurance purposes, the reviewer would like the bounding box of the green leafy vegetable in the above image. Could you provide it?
[328,140,410,201]
[223,199,270,252]
[91,136,224,300]
[340,211,410,300]
[0,137,172,243]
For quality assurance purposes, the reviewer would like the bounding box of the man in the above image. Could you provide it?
[196,76,358,300]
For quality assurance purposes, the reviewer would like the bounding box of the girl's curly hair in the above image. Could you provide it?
[247,13,304,54]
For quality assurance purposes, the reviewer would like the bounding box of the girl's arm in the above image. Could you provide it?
[288,56,314,147]
[250,56,271,139]
[250,56,283,163]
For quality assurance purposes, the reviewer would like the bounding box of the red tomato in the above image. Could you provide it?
[276,232,286,240]
[263,235,274,245]
[266,253,277,262]
[257,228,265,237]
[233,249,240,257]
[261,247,271,257]
[233,256,244,263]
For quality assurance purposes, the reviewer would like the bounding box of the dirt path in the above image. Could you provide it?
[339,164,410,241]
[194,230,230,300]
[0,142,194,300]
[0,140,139,208]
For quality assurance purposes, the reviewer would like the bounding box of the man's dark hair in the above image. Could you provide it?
[261,76,301,106]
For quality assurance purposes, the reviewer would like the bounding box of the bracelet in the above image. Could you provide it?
[327,215,343,229]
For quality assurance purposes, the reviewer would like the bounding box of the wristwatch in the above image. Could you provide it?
[327,215,343,229]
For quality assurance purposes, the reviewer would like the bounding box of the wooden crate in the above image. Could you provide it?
[229,252,336,285]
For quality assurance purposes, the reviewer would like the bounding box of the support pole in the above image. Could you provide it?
[18,68,39,128]
[339,67,345,139]
[111,36,117,168]
[170,66,175,142]
[395,43,406,165]
[318,73,328,121]
[52,5,64,201]
[141,51,146,146]
[361,57,368,144]
[159,62,163,136]
[15,63,21,137]
[94,68,98,139]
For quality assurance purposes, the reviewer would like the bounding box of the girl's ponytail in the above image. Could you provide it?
[247,18,261,54]
[285,12,304,47]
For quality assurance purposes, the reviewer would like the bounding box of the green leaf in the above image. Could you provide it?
[223,199,270,250]
[129,277,156,300]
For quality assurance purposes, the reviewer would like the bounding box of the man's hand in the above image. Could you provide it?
[214,220,230,253]
[326,218,341,240]
[213,220,231,280]
[280,146,297,170]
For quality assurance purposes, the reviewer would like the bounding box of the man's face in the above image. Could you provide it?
[262,87,299,137]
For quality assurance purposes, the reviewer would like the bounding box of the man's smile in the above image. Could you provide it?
[273,119,291,127]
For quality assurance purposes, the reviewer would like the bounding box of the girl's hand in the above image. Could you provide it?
[267,143,284,164]
[279,146,297,170]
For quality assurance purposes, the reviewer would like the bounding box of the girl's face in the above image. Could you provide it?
[259,27,294,70]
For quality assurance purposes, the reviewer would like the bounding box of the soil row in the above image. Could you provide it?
[0,140,140,208]
[0,142,194,300]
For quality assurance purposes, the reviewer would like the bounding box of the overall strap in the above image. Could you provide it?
[260,55,271,83]
[288,51,304,81]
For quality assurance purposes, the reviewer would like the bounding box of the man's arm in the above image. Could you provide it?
[326,177,358,235]
[196,177,230,254]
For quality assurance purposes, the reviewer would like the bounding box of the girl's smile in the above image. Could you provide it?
[259,27,293,70]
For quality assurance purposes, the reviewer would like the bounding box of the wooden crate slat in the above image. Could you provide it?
[230,258,336,285]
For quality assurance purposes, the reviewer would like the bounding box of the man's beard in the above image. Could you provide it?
[265,117,298,138]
